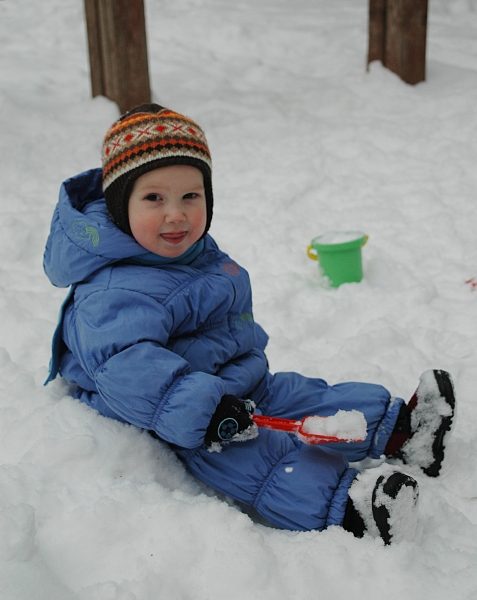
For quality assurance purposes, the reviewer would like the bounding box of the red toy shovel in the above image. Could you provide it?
[253,413,366,445]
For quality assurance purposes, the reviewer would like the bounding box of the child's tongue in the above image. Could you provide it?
[162,232,187,244]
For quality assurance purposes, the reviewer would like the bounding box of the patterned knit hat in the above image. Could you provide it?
[102,103,213,236]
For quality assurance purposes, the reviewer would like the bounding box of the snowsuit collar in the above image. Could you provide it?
[124,239,205,267]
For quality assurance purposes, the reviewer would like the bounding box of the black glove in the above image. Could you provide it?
[205,395,254,445]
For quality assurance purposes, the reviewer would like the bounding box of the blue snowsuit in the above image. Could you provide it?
[44,169,403,532]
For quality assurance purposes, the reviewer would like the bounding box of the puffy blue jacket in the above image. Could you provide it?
[44,169,402,531]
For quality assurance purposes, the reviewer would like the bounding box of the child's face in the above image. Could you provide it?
[128,165,207,257]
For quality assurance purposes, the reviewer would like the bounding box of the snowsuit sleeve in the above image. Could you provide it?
[69,287,226,448]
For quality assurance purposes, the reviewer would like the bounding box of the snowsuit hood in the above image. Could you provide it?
[43,168,148,288]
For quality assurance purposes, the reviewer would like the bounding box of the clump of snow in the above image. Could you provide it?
[302,410,367,440]
[379,483,419,544]
[313,231,366,245]
[231,423,259,442]
[207,442,223,453]
[373,472,420,545]
[348,464,419,544]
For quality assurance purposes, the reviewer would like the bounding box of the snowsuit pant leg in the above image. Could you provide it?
[254,372,404,462]
[177,430,357,532]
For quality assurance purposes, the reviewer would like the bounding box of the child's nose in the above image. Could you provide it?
[165,203,186,223]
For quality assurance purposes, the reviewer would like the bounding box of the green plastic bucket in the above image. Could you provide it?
[307,231,368,287]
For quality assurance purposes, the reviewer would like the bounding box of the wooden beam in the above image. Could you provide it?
[367,0,428,85]
[84,0,151,113]
[367,0,386,66]
[385,0,428,84]
[84,0,104,98]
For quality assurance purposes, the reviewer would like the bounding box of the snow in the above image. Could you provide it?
[374,475,420,545]
[301,410,367,440]
[348,465,420,545]
[312,231,367,245]
[1,0,477,598]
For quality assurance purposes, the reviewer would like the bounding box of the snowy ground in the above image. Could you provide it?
[1,0,477,598]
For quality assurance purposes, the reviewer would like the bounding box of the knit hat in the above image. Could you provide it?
[102,103,213,236]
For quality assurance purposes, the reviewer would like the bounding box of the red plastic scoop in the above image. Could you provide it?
[253,413,366,445]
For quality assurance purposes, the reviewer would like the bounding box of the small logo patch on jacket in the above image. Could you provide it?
[222,261,240,276]
[231,312,254,329]
[71,220,100,248]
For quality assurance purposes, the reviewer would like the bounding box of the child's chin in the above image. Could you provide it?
[155,243,190,258]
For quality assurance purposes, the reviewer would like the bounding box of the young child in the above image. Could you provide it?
[44,104,455,545]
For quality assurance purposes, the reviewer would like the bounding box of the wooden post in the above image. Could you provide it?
[84,0,151,113]
[367,0,428,85]
[367,0,386,65]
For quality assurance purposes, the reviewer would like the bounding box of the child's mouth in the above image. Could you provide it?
[160,232,188,244]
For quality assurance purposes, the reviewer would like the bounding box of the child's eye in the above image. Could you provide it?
[183,192,200,200]
[144,193,162,202]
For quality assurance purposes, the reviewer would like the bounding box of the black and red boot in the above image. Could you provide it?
[344,468,419,545]
[385,370,455,477]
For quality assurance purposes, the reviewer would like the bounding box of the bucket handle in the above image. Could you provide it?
[307,245,318,261]
[307,234,369,262]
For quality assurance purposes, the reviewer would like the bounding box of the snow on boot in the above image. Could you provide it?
[399,369,455,477]
[345,467,419,545]
[372,472,419,545]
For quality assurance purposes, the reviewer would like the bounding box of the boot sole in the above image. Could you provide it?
[372,472,419,545]
[423,370,455,477]
[400,370,455,477]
